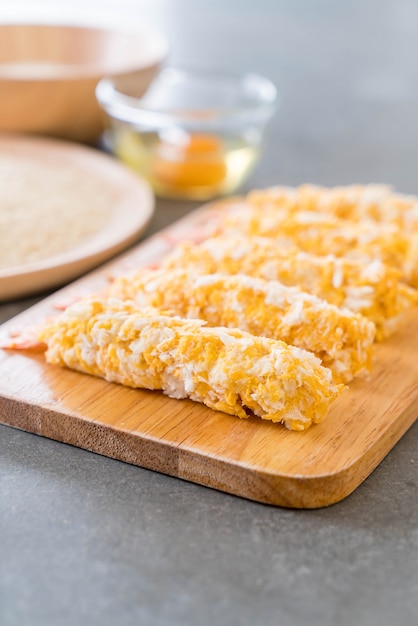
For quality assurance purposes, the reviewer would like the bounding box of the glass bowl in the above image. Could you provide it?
[96,67,277,200]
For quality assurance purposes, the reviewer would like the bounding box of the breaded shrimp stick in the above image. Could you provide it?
[216,206,417,287]
[39,297,344,431]
[161,236,418,340]
[247,184,418,232]
[108,269,376,383]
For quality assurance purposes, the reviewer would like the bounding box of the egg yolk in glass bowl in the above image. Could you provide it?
[151,131,227,198]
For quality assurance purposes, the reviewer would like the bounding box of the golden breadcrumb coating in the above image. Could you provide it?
[108,268,376,383]
[215,205,417,287]
[38,297,344,431]
[161,236,418,340]
[247,184,418,232]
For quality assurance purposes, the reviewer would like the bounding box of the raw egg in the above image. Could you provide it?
[151,132,227,193]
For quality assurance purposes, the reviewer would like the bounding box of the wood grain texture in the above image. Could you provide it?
[0,204,417,508]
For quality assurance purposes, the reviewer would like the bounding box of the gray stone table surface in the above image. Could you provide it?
[1,1,418,625]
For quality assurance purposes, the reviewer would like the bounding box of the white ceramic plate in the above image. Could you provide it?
[0,134,154,301]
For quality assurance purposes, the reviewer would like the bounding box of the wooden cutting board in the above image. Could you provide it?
[0,203,417,508]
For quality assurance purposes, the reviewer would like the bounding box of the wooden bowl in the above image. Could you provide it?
[0,23,168,144]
